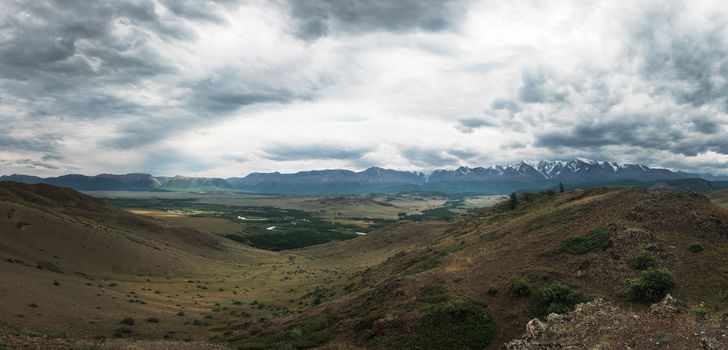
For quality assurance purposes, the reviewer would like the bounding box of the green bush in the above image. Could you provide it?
[401,301,496,350]
[688,242,704,253]
[418,283,449,304]
[633,251,657,270]
[545,229,611,256]
[689,302,707,318]
[621,268,676,303]
[510,277,532,297]
[533,282,586,315]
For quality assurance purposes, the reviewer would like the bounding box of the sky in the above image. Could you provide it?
[1,0,728,177]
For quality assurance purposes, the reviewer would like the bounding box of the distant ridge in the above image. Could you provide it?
[3,158,727,194]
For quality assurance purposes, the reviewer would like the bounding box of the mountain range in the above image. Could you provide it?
[3,158,728,194]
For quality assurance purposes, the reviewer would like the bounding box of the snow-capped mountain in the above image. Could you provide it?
[1,158,714,194]
[427,158,689,184]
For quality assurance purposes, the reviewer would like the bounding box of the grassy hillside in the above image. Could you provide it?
[3,182,728,349]
[709,188,728,208]
[0,182,447,348]
[232,188,728,349]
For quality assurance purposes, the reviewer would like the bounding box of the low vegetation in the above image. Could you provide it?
[533,282,586,315]
[633,251,657,270]
[510,277,532,297]
[401,300,496,350]
[545,229,611,256]
[621,268,676,302]
[688,242,704,253]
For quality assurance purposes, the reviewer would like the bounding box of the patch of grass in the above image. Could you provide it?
[509,277,532,298]
[287,314,334,348]
[418,283,449,305]
[545,229,611,256]
[401,300,495,350]
[633,251,657,270]
[621,268,676,303]
[689,302,707,318]
[533,282,586,315]
[112,327,132,338]
[35,261,62,273]
[688,242,704,253]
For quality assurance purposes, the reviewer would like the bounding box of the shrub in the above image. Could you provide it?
[176,311,185,316]
[633,251,657,270]
[510,277,532,297]
[401,301,496,350]
[509,193,518,210]
[533,282,586,315]
[690,302,707,318]
[486,287,498,296]
[688,242,703,253]
[419,283,449,304]
[621,268,676,303]
[146,317,159,323]
[545,229,611,256]
[113,327,132,338]
[120,317,135,326]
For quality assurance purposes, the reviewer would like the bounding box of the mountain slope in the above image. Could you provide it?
[0,173,163,191]
[2,158,716,195]
[238,188,728,348]
[0,182,285,342]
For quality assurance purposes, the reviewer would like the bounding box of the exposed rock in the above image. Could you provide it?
[372,314,410,335]
[647,294,686,317]
[504,296,728,349]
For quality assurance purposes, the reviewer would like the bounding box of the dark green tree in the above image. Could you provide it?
[509,192,518,209]
[559,182,565,193]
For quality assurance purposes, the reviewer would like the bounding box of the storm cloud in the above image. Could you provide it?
[1,0,728,177]
[285,0,470,39]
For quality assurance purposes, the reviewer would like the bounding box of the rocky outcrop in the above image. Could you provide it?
[505,296,728,349]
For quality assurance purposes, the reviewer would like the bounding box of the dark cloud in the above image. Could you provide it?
[535,117,728,157]
[400,147,459,168]
[185,73,303,114]
[0,133,60,153]
[491,99,521,113]
[455,117,497,133]
[159,0,241,22]
[447,148,479,160]
[285,0,470,40]
[518,69,569,104]
[14,158,59,170]
[627,3,728,111]
[692,117,720,134]
[261,144,374,161]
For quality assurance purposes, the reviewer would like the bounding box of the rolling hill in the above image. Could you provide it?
[3,182,728,349]
[232,187,728,349]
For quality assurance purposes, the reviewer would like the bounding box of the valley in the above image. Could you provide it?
[2,182,728,349]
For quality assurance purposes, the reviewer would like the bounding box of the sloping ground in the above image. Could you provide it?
[506,295,728,349]
[0,181,276,276]
[0,330,233,350]
[0,182,288,343]
[0,182,445,348]
[709,188,728,208]
[245,188,728,349]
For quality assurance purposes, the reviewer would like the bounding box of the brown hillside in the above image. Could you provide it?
[252,188,728,349]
